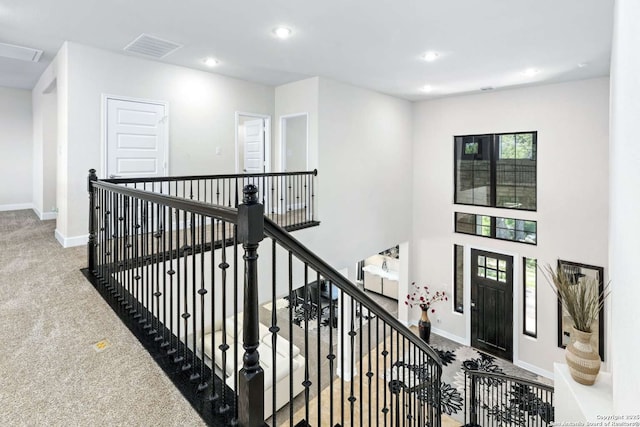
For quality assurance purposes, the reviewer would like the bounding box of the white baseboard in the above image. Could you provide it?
[0,203,33,212]
[41,211,57,220]
[32,206,57,220]
[515,359,554,380]
[55,229,88,248]
[430,326,468,346]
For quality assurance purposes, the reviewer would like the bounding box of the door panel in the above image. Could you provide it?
[107,98,167,179]
[471,249,513,361]
[243,119,265,173]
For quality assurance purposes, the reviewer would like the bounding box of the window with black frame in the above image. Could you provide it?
[454,245,464,313]
[455,132,537,210]
[455,212,537,245]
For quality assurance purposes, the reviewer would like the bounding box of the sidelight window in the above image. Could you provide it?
[523,257,537,337]
[454,245,464,313]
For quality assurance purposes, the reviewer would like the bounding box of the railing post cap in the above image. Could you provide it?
[243,184,259,204]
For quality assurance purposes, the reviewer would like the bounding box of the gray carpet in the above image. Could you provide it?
[0,210,204,426]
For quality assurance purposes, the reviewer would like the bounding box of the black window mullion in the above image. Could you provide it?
[490,134,498,208]
[490,215,496,239]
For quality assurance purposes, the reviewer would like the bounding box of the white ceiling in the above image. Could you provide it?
[0,0,613,100]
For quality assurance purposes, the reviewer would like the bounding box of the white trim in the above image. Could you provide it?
[431,327,468,346]
[0,203,33,212]
[235,111,272,174]
[54,229,88,248]
[280,112,309,172]
[102,94,170,179]
[32,206,57,220]
[514,359,554,380]
[41,211,58,220]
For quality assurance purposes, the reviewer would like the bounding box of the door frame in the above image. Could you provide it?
[101,94,170,179]
[235,111,271,174]
[464,244,521,363]
[280,112,309,171]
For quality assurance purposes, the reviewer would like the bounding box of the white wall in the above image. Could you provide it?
[51,42,274,244]
[283,115,308,171]
[609,0,640,413]
[411,77,610,376]
[0,86,33,210]
[292,78,414,279]
[32,56,59,220]
[275,77,319,172]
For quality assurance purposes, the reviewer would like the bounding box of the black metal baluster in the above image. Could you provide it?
[166,207,175,352]
[188,211,197,374]
[341,288,345,427]
[398,334,404,423]
[279,176,284,227]
[376,317,380,427]
[367,304,372,427]
[150,200,157,337]
[207,216,218,403]
[303,263,310,424]
[316,271,322,426]
[181,210,192,371]
[270,239,278,424]
[328,279,335,427]
[356,298,362,427]
[160,204,168,346]
[350,296,355,426]
[311,170,316,222]
[172,209,181,361]
[218,217,230,416]
[288,251,294,426]
[231,217,239,422]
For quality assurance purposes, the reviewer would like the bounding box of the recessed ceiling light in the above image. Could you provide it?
[522,68,540,77]
[273,26,292,39]
[204,57,219,67]
[421,85,433,93]
[422,51,440,62]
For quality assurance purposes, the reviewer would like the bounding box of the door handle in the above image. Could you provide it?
[109,174,121,179]
[471,301,476,308]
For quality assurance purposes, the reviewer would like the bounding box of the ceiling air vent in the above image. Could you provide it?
[123,34,182,59]
[0,42,43,62]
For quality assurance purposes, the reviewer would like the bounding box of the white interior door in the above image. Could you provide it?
[106,98,168,179]
[243,118,265,174]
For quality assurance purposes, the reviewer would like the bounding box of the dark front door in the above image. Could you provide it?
[471,249,513,361]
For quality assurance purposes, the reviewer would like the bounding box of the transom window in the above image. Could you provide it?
[455,212,537,245]
[454,132,537,211]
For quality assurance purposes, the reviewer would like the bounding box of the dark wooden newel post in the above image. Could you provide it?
[238,184,265,427]
[87,168,98,273]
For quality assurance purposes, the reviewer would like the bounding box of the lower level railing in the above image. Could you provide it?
[104,169,319,231]
[463,363,554,427]
[85,169,443,426]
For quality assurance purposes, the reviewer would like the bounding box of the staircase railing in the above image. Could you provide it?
[104,169,319,231]
[86,168,442,426]
[463,364,554,427]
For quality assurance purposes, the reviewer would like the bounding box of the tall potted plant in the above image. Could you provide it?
[542,264,610,385]
[405,282,447,343]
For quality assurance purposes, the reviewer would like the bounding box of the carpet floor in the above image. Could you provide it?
[0,210,205,426]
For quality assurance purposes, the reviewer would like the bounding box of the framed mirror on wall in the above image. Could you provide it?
[557,260,605,360]
[281,113,309,172]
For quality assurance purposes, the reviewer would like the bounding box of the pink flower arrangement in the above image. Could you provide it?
[404,282,448,313]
